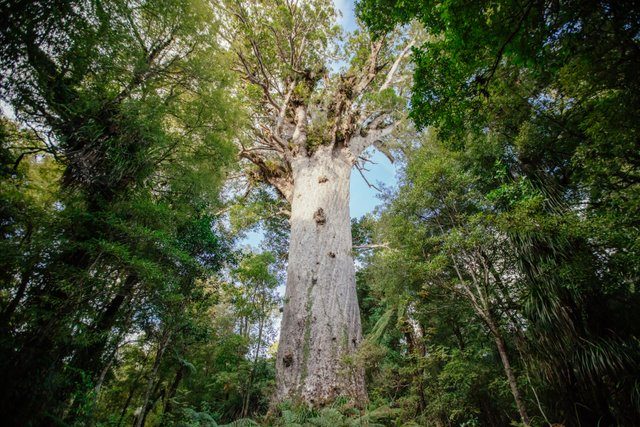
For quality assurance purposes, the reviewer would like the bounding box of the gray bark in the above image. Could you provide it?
[275,145,366,406]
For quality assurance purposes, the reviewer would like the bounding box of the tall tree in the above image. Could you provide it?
[358,0,640,424]
[0,0,238,423]
[369,138,534,424]
[218,0,414,405]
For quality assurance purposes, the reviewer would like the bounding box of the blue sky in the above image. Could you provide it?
[335,0,358,33]
[349,149,396,218]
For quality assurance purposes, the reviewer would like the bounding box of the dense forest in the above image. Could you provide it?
[0,0,638,426]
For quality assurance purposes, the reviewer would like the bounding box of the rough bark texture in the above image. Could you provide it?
[275,145,366,405]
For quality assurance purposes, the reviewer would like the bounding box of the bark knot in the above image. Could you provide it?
[283,353,293,367]
[313,208,326,225]
[328,251,336,258]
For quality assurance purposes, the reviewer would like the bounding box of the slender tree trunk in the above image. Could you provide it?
[139,384,164,427]
[451,253,530,426]
[134,329,171,427]
[117,355,149,427]
[275,146,366,406]
[451,320,466,351]
[70,274,137,380]
[0,261,33,329]
[404,313,427,414]
[163,365,185,417]
[93,345,118,398]
[487,320,531,426]
[0,225,34,329]
[242,310,265,417]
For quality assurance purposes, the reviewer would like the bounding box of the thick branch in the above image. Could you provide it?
[352,243,390,250]
[337,36,412,152]
[348,117,396,159]
[353,39,385,96]
[275,81,296,134]
[240,149,293,202]
[291,104,308,157]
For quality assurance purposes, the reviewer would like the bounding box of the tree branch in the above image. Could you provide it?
[349,118,396,159]
[477,1,533,93]
[379,37,415,92]
[239,149,293,202]
[355,162,382,192]
[353,243,390,250]
[353,38,385,97]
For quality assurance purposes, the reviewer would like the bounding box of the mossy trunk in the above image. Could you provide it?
[275,146,366,406]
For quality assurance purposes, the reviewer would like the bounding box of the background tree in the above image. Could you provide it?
[225,252,281,418]
[0,0,238,423]
[357,0,640,424]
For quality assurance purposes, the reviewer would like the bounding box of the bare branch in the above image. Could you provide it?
[353,243,390,250]
[379,37,416,92]
[355,162,382,192]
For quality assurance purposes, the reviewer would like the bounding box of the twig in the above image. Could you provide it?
[355,163,381,192]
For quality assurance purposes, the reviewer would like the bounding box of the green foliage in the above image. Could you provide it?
[357,0,640,424]
[260,400,393,427]
[0,0,241,424]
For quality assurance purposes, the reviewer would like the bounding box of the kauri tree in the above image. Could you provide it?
[218,0,414,406]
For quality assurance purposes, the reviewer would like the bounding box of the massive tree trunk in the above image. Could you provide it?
[275,145,366,405]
